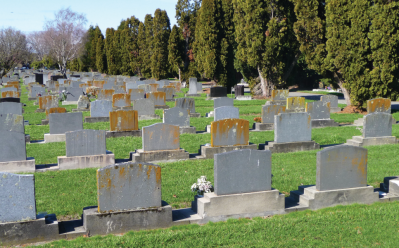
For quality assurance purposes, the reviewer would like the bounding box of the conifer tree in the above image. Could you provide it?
[81,26,96,71]
[125,16,141,76]
[141,14,154,78]
[105,28,117,75]
[90,26,103,71]
[136,22,146,77]
[151,9,171,79]
[96,36,106,73]
[168,25,185,83]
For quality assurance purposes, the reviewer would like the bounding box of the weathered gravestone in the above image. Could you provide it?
[112,93,131,109]
[90,100,112,118]
[289,145,379,210]
[129,89,145,101]
[113,85,126,94]
[214,97,233,108]
[194,149,285,221]
[0,114,26,162]
[209,87,227,98]
[146,92,167,108]
[65,87,83,102]
[1,87,17,94]
[175,98,200,117]
[254,105,286,131]
[0,102,23,115]
[1,91,19,98]
[0,173,36,223]
[29,86,45,98]
[109,110,138,132]
[211,119,249,147]
[126,82,138,91]
[142,123,180,151]
[49,112,83,134]
[97,89,115,101]
[163,107,190,127]
[132,99,156,117]
[158,87,174,101]
[138,84,151,93]
[286,97,305,112]
[38,95,58,110]
[321,95,341,112]
[77,95,90,110]
[306,101,339,128]
[234,85,245,97]
[187,78,200,95]
[214,106,239,122]
[367,98,391,114]
[66,130,106,157]
[149,83,159,92]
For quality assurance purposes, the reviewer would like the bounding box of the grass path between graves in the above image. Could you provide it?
[31,200,399,247]
[32,144,399,221]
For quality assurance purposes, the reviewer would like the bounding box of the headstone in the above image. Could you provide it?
[34,73,44,84]
[138,84,151,93]
[1,87,17,93]
[271,90,289,101]
[38,95,58,110]
[0,102,23,115]
[0,173,36,223]
[211,119,249,147]
[45,107,66,120]
[234,85,245,97]
[209,87,227,98]
[163,107,190,127]
[175,98,196,114]
[126,82,138,91]
[29,86,45,98]
[93,80,105,88]
[363,112,393,138]
[132,99,155,116]
[149,84,159,92]
[274,113,311,143]
[77,95,90,109]
[90,100,112,118]
[65,87,84,101]
[0,114,26,162]
[98,89,115,101]
[317,145,367,191]
[66,130,106,157]
[112,93,131,108]
[214,106,239,121]
[306,101,330,120]
[367,98,391,114]
[142,123,180,151]
[261,105,286,123]
[129,89,145,101]
[109,110,138,131]
[214,150,271,195]
[321,95,339,108]
[49,112,83,134]
[70,81,81,88]
[158,88,174,100]
[113,85,126,94]
[1,91,19,98]
[286,97,305,112]
[188,78,198,94]
[146,92,166,106]
[0,97,20,103]
[214,97,234,108]
[97,162,162,212]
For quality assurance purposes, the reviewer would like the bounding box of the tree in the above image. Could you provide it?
[90,26,103,71]
[0,27,29,76]
[141,14,154,78]
[105,28,118,75]
[27,31,48,61]
[43,7,87,76]
[168,25,185,82]
[125,16,142,76]
[96,37,106,73]
[136,22,146,77]
[194,0,237,87]
[233,0,299,97]
[151,9,171,79]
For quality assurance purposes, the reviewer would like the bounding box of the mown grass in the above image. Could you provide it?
[298,90,344,97]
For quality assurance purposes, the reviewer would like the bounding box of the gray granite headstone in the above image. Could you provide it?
[317,145,367,191]
[0,114,26,162]
[214,106,239,122]
[70,81,81,88]
[65,87,83,101]
[274,113,311,143]
[214,97,234,109]
[90,100,112,118]
[132,99,155,116]
[138,84,151,93]
[175,98,196,114]
[262,105,286,123]
[66,130,106,157]
[0,113,24,133]
[49,112,83,134]
[30,86,45,98]
[147,92,166,106]
[97,162,162,213]
[0,102,23,115]
[1,87,17,93]
[214,149,272,195]
[142,123,180,151]
[126,82,138,91]
[321,95,338,108]
[77,95,90,109]
[306,101,330,120]
[0,173,36,223]
[163,107,190,127]
[367,98,391,114]
[158,88,174,100]
[363,112,393,138]
[196,82,202,93]
[188,78,198,94]
[129,89,146,101]
[103,82,114,90]
[113,86,126,94]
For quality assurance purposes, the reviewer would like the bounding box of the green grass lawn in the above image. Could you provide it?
[298,90,344,97]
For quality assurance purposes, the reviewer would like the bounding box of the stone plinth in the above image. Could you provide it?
[253,123,274,131]
[130,149,189,163]
[262,141,320,153]
[180,126,196,134]
[346,136,397,147]
[57,153,115,170]
[0,158,35,173]
[106,130,142,138]
[311,119,339,128]
[198,144,258,159]
[44,133,66,143]
[84,116,110,123]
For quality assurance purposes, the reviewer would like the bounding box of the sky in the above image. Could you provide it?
[0,0,178,35]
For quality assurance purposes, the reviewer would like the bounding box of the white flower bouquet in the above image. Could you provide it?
[191,176,213,195]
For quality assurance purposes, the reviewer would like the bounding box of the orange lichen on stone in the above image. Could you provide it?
[45,107,66,119]
[147,92,166,106]
[93,80,105,88]
[210,118,249,147]
[367,98,391,114]
[1,91,19,98]
[112,93,131,108]
[261,105,286,123]
[271,90,289,101]
[109,110,138,131]
[352,151,368,185]
[38,95,58,109]
[100,89,115,99]
[149,84,159,92]
[287,97,305,110]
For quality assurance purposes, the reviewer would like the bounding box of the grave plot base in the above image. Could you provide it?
[57,153,115,170]
[84,116,109,123]
[266,100,286,106]
[198,144,258,159]
[35,109,45,113]
[166,99,175,102]
[130,148,190,163]
[194,190,285,224]
[205,111,214,118]
[180,126,196,134]
[138,114,160,120]
[155,105,170,109]
[44,133,66,143]
[28,97,36,101]
[25,134,30,143]
[330,107,342,113]
[62,101,78,105]
[311,119,340,128]
[235,96,252,100]
[285,108,305,113]
[253,123,274,131]
[112,106,133,111]
[41,119,49,125]
[190,112,201,118]
[185,94,201,97]
[0,157,35,173]
[0,215,59,246]
[378,176,399,202]
[354,117,398,126]
[289,185,379,210]
[346,136,397,147]
[106,130,142,138]
[262,141,320,153]
[83,203,172,236]
[71,109,90,112]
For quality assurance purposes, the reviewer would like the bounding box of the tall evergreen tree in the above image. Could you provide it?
[90,26,103,71]
[105,28,118,75]
[96,36,106,73]
[141,14,154,78]
[194,0,236,87]
[136,22,146,77]
[151,9,171,79]
[81,26,96,71]
[168,25,185,82]
[125,16,141,76]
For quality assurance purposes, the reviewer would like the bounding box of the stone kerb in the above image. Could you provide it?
[214,106,239,122]
[0,172,36,223]
[367,98,391,114]
[211,119,249,147]
[274,113,311,143]
[112,93,131,108]
[142,123,180,151]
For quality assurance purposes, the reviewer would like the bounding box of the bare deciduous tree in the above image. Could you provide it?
[43,7,87,75]
[0,27,29,76]
[27,31,48,61]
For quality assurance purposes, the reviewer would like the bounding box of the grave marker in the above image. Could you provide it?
[211,119,249,147]
[275,113,311,143]
[133,99,155,116]
[112,93,131,108]
[109,110,138,131]
[142,123,180,151]
[90,100,112,118]
[66,130,106,157]
[163,107,190,127]
[214,106,239,121]
[49,112,83,134]
[367,98,391,114]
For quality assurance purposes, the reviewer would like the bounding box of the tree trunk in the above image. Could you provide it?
[178,68,182,84]
[282,53,300,82]
[257,66,267,97]
[333,72,351,105]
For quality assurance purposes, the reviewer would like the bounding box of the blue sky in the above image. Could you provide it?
[1,0,178,34]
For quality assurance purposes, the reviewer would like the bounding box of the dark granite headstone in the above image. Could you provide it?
[209,87,227,98]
